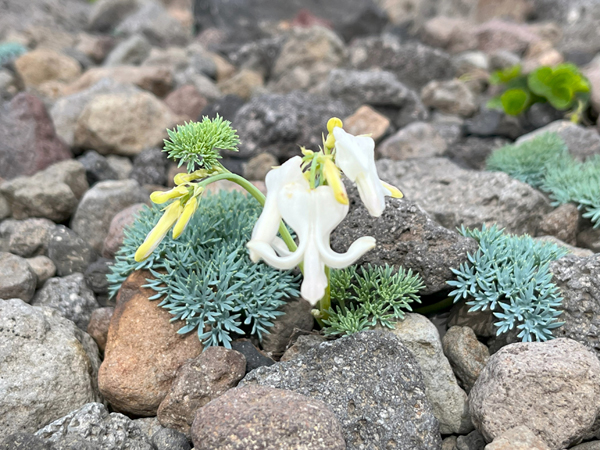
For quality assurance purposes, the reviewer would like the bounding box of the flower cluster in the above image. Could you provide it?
[247,118,403,304]
[134,117,403,310]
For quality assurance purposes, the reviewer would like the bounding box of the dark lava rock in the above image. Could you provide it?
[349,35,455,90]
[231,339,275,374]
[129,148,169,187]
[77,150,118,186]
[234,91,351,160]
[47,225,97,277]
[331,183,477,296]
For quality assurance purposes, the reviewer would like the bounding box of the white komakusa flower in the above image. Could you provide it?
[332,127,403,217]
[247,157,375,304]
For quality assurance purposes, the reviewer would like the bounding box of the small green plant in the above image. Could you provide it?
[542,156,600,227]
[488,64,590,121]
[163,115,240,172]
[0,42,27,67]
[486,132,569,188]
[447,225,567,342]
[107,190,300,348]
[323,264,424,336]
[486,133,600,228]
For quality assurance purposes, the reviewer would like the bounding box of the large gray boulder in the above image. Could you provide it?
[376,157,552,235]
[241,330,442,450]
[0,299,102,436]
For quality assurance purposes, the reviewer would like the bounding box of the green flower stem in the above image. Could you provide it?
[320,266,331,320]
[197,173,298,253]
[413,297,454,315]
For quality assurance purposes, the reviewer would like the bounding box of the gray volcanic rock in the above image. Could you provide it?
[551,255,600,356]
[349,35,455,89]
[0,252,37,302]
[71,179,148,252]
[191,385,345,450]
[31,273,99,330]
[35,402,153,450]
[331,183,478,296]
[241,330,442,450]
[234,91,351,160]
[376,157,552,235]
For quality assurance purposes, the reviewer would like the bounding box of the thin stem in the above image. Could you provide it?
[197,172,297,252]
[319,266,331,320]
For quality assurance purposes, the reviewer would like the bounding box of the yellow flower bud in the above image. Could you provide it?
[134,201,183,262]
[150,186,188,204]
[327,117,343,133]
[323,158,348,205]
[172,197,198,239]
[324,133,336,149]
[381,181,404,199]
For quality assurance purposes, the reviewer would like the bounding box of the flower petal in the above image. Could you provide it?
[172,196,198,239]
[249,156,307,261]
[135,202,182,261]
[246,240,305,269]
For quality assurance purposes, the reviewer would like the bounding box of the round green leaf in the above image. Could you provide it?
[501,88,530,116]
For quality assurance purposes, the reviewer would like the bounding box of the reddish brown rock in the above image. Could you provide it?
[98,270,203,416]
[0,93,71,180]
[102,203,146,258]
[157,346,246,435]
[87,306,114,353]
[343,105,390,143]
[164,85,207,121]
[191,385,346,450]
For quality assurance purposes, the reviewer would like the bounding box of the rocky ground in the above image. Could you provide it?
[1,0,600,449]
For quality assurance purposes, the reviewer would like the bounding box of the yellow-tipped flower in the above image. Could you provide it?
[134,202,183,262]
[325,117,344,150]
[172,196,198,239]
[150,186,188,204]
[381,181,404,199]
[322,158,348,205]
[327,117,343,133]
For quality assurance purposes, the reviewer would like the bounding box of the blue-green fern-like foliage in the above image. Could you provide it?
[486,132,569,188]
[107,190,300,348]
[542,156,600,227]
[486,132,600,228]
[448,225,568,342]
[0,42,27,67]
[323,264,424,336]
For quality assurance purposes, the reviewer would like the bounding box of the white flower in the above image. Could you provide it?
[333,127,403,217]
[247,157,375,304]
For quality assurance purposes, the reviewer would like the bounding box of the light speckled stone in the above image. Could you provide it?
[0,299,101,436]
